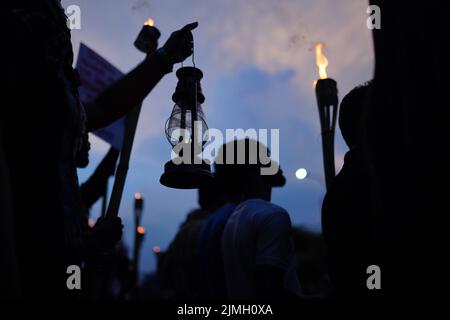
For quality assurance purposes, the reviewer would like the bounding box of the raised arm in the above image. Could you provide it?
[85,22,198,132]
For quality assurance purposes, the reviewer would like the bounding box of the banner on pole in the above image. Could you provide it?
[76,43,125,150]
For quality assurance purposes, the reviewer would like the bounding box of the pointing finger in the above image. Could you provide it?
[181,22,198,32]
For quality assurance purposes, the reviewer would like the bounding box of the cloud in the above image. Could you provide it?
[69,0,373,144]
[190,0,374,86]
[134,0,374,133]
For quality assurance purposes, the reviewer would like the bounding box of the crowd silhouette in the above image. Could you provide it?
[1,0,448,300]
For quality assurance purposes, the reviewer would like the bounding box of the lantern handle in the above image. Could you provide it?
[179,35,196,68]
[192,40,196,69]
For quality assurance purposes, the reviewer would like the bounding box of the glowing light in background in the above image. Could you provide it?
[88,218,95,228]
[144,18,154,27]
[152,246,161,254]
[137,226,146,234]
[295,168,308,180]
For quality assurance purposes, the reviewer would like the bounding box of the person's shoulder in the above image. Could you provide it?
[239,199,289,217]
[243,200,292,232]
[202,203,237,230]
[218,203,238,215]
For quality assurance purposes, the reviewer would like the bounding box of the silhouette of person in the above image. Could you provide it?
[161,182,225,299]
[0,121,21,298]
[197,141,282,300]
[1,1,198,298]
[220,139,302,300]
[76,133,91,170]
[367,1,450,297]
[321,82,374,297]
[197,181,237,300]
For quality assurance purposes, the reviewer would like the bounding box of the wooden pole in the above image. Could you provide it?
[105,104,142,218]
[100,183,108,218]
[315,78,339,191]
[105,21,159,219]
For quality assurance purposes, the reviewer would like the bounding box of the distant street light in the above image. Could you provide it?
[295,168,308,180]
[152,246,161,254]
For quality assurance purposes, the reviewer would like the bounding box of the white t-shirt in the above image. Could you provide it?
[221,199,302,299]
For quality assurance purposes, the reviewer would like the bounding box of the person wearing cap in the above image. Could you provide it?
[217,139,301,300]
[197,178,236,300]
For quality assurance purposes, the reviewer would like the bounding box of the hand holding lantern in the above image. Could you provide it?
[161,22,198,64]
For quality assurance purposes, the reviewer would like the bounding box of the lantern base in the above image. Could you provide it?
[160,158,213,189]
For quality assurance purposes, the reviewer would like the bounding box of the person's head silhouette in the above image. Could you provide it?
[339,81,373,149]
[76,133,90,168]
[214,139,285,203]
[197,179,226,212]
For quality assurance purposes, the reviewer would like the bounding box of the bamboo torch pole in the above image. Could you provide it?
[105,18,160,218]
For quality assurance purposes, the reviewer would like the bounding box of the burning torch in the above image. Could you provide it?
[134,18,160,53]
[314,43,338,190]
[134,224,146,272]
[133,192,145,270]
[132,193,145,297]
[128,18,159,276]
[106,18,160,219]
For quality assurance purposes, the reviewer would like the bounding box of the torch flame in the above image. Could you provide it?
[144,18,154,27]
[137,226,146,235]
[315,42,329,80]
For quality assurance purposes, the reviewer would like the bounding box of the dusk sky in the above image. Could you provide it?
[67,0,374,276]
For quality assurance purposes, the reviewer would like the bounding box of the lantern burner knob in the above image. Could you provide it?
[172,67,205,104]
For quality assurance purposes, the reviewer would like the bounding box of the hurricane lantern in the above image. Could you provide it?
[160,66,213,189]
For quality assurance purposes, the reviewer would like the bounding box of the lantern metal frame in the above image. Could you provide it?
[160,66,213,189]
